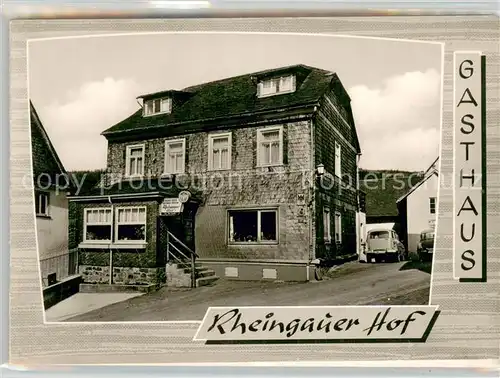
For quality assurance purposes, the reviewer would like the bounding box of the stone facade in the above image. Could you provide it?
[104,117,315,265]
[70,73,362,282]
[313,90,361,261]
[79,265,163,285]
[70,199,165,285]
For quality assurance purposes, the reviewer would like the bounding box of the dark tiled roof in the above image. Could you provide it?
[30,101,69,188]
[102,65,335,138]
[360,172,424,217]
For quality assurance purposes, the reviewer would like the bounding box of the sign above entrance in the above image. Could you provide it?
[178,190,191,204]
[160,198,183,216]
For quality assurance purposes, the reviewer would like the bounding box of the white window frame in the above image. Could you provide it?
[125,144,145,178]
[429,197,437,214]
[35,191,50,217]
[143,97,172,117]
[164,138,186,174]
[257,75,296,98]
[335,141,341,178]
[208,132,232,171]
[334,211,342,243]
[257,126,283,167]
[83,208,113,243]
[323,207,331,242]
[228,208,279,245]
[115,206,147,244]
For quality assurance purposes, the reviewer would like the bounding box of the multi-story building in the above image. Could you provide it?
[69,64,362,286]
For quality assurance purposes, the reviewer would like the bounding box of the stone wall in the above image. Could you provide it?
[79,265,165,285]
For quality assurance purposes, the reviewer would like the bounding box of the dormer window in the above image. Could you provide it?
[143,97,171,116]
[257,75,296,98]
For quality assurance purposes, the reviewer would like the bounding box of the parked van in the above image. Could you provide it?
[366,227,406,263]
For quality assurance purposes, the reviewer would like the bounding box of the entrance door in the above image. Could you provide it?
[156,203,197,264]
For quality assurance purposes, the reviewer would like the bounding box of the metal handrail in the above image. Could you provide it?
[168,242,190,261]
[167,231,198,258]
[166,230,198,288]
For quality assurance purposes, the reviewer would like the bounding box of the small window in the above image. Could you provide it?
[35,191,50,217]
[125,144,145,177]
[369,231,389,239]
[144,97,171,116]
[116,207,146,242]
[84,208,112,242]
[228,209,278,244]
[335,141,341,177]
[429,197,436,214]
[258,75,296,98]
[257,127,283,167]
[323,207,331,242]
[334,212,342,243]
[165,139,185,174]
[208,133,232,171]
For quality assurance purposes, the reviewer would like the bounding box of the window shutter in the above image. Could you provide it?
[282,125,288,165]
[291,75,296,91]
[253,130,258,168]
[123,147,128,176]
[256,82,262,98]
[229,133,233,170]
[338,144,341,176]
[143,144,147,176]
[184,139,188,173]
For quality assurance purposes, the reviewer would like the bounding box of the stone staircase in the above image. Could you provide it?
[166,261,219,288]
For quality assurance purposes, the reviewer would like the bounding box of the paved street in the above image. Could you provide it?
[65,260,431,322]
[45,292,144,322]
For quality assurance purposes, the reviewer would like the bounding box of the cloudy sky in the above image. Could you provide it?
[28,33,442,172]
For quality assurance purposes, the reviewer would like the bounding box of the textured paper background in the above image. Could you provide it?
[9,16,499,365]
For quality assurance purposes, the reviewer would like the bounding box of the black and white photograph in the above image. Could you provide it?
[7,14,500,368]
[28,32,443,323]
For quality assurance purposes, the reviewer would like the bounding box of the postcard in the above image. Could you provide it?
[7,15,499,368]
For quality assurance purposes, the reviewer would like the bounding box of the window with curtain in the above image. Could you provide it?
[126,145,144,177]
[323,207,331,242]
[165,139,185,174]
[334,212,342,243]
[209,133,231,170]
[116,207,146,242]
[228,209,278,244]
[144,97,171,116]
[258,127,282,166]
[258,75,296,97]
[84,208,112,242]
[335,141,341,177]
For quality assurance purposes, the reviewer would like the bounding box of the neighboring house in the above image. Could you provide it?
[69,64,362,285]
[30,101,74,287]
[359,170,424,240]
[397,158,439,253]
